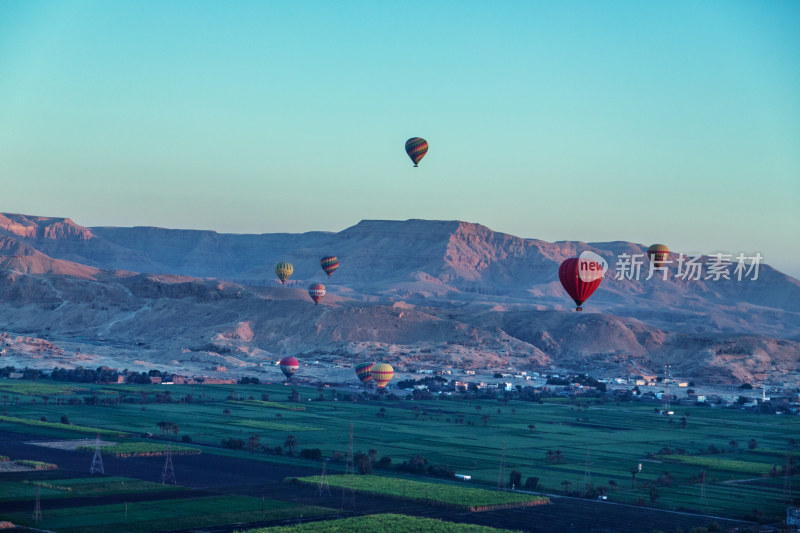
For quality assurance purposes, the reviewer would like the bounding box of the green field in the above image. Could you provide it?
[0,379,798,523]
[292,474,548,510]
[5,494,332,533]
[0,477,180,501]
[75,442,202,457]
[238,513,522,533]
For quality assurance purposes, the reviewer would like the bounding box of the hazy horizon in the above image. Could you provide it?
[1,1,798,277]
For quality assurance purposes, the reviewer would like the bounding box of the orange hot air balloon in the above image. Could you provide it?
[647,244,670,267]
[405,137,428,167]
[371,363,394,388]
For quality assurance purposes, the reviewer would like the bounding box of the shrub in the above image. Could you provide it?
[300,448,322,461]
[524,476,539,490]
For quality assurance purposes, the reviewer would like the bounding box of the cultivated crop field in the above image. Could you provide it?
[238,513,523,533]
[4,493,332,533]
[0,379,797,525]
[291,474,549,510]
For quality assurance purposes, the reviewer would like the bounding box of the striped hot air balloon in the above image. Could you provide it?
[308,283,326,304]
[320,256,339,277]
[279,356,299,379]
[355,362,374,385]
[647,244,670,267]
[405,137,428,167]
[371,363,394,388]
[275,262,293,284]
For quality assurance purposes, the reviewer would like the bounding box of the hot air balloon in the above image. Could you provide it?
[559,257,602,311]
[320,256,339,277]
[371,363,394,388]
[308,283,326,304]
[275,262,293,284]
[647,244,670,267]
[405,137,428,167]
[279,356,299,379]
[355,362,374,385]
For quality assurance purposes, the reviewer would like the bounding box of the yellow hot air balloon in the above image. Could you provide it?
[275,262,293,284]
[647,244,670,267]
[371,363,394,388]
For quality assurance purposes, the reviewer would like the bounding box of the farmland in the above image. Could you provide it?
[291,474,549,510]
[238,513,523,533]
[0,379,797,531]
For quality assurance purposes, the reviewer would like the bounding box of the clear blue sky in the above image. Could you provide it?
[1,1,798,276]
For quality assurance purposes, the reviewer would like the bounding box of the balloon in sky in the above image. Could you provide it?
[559,257,603,311]
[647,244,670,267]
[405,137,428,167]
[279,356,299,379]
[275,262,293,284]
[371,363,394,388]
[320,256,339,277]
[355,362,374,385]
[308,283,326,304]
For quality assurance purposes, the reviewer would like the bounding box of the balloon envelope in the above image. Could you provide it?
[308,283,326,304]
[320,256,339,277]
[275,262,293,284]
[371,363,394,388]
[647,244,670,267]
[559,258,602,311]
[355,362,374,385]
[405,137,428,167]
[279,356,299,379]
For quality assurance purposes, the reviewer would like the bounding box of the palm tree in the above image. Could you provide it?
[528,424,535,433]
[247,433,260,453]
[630,467,639,488]
[284,434,297,455]
[223,408,231,417]
[561,480,571,495]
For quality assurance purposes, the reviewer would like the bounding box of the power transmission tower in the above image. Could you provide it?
[161,443,176,484]
[90,433,104,475]
[663,363,671,412]
[784,453,793,503]
[32,487,42,522]
[699,470,708,510]
[341,423,355,510]
[583,449,592,495]
[497,441,506,490]
[318,459,331,496]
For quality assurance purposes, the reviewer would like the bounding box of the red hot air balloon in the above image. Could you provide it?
[559,257,603,311]
[308,283,326,304]
[320,256,339,277]
[405,137,428,167]
[279,356,299,379]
